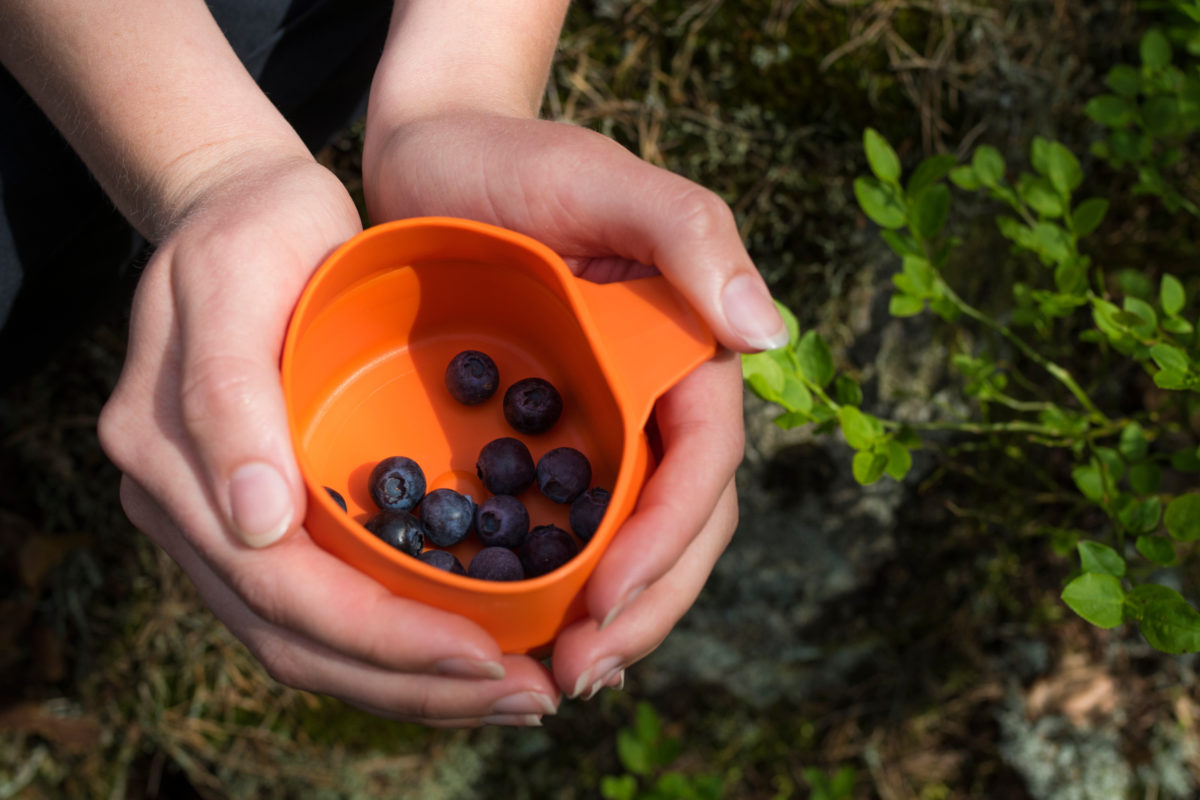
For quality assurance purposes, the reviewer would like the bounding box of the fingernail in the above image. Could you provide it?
[571,655,623,699]
[434,658,506,680]
[229,462,292,547]
[481,714,543,727]
[584,665,627,701]
[490,692,558,716]
[721,274,788,351]
[599,585,645,630]
[606,669,626,691]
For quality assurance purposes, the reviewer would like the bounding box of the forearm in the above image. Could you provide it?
[366,0,569,131]
[0,0,311,241]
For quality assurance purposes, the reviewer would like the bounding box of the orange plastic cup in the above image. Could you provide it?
[281,217,715,654]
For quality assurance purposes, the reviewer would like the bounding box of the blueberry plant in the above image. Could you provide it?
[743,18,1200,653]
[599,702,724,800]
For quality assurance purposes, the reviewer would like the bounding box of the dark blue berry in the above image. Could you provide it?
[569,487,610,541]
[419,549,466,575]
[503,377,563,435]
[418,488,476,547]
[368,456,426,511]
[519,524,578,577]
[325,486,348,512]
[445,350,499,405]
[475,495,530,549]
[467,546,525,581]
[364,509,426,556]
[476,437,535,495]
[536,447,592,504]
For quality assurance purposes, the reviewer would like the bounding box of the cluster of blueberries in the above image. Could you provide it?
[326,350,610,581]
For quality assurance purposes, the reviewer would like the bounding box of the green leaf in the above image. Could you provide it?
[633,702,662,747]
[780,373,814,415]
[1054,260,1087,295]
[906,153,958,198]
[881,229,922,258]
[854,177,907,229]
[1045,141,1083,195]
[1144,95,1183,137]
[1161,274,1186,317]
[1118,494,1162,533]
[1105,64,1143,97]
[838,406,881,450]
[834,375,863,407]
[1128,462,1162,496]
[1154,369,1191,390]
[971,146,1006,186]
[1095,447,1125,483]
[885,439,913,481]
[1136,590,1200,655]
[796,331,835,388]
[617,729,653,776]
[1162,316,1194,335]
[1061,572,1126,629]
[1072,462,1106,503]
[742,351,785,403]
[863,128,901,183]
[1140,27,1172,69]
[901,255,937,296]
[1085,94,1136,127]
[1071,197,1109,237]
[1077,540,1126,577]
[1136,535,1177,566]
[1150,343,1189,372]
[1118,423,1148,462]
[773,410,812,430]
[1123,296,1158,337]
[1018,173,1065,217]
[600,775,638,800]
[774,300,800,346]
[889,293,925,317]
[1031,136,1051,176]
[1171,448,1200,472]
[910,184,951,239]
[948,165,980,191]
[852,450,888,485]
[1031,222,1072,265]
[1165,493,1200,541]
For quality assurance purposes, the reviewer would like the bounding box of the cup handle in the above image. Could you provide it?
[574,276,717,427]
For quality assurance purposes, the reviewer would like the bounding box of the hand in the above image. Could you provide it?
[364,113,780,699]
[98,152,562,726]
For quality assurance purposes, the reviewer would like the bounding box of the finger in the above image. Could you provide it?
[553,480,739,699]
[585,351,744,626]
[119,475,510,679]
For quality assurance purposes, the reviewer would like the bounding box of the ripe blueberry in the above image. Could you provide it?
[519,524,579,577]
[418,488,476,547]
[325,486,348,512]
[536,447,592,504]
[419,549,466,575]
[364,509,426,556]
[467,546,525,581]
[476,437,535,495]
[503,377,563,435]
[445,350,499,405]
[475,494,530,549]
[368,456,426,511]
[569,487,610,541]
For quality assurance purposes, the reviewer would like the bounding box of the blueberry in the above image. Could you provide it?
[503,377,563,435]
[445,350,499,405]
[475,495,530,549]
[419,549,466,575]
[467,546,525,581]
[519,524,579,577]
[536,447,592,504]
[418,488,476,547]
[476,437,536,495]
[364,509,426,556]
[368,456,426,511]
[325,486,348,512]
[569,487,610,541]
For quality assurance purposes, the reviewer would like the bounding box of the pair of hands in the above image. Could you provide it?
[97,113,784,726]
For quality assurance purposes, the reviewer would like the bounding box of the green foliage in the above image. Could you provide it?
[744,112,1200,653]
[600,703,724,800]
[802,765,858,800]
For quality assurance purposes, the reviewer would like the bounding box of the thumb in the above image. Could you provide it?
[175,248,312,549]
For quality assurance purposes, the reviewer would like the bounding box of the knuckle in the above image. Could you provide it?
[671,187,735,242]
[253,635,310,690]
[178,353,262,436]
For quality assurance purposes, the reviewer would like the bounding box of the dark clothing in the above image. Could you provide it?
[0,0,389,379]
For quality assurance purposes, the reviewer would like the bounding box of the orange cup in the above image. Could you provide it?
[281,217,715,654]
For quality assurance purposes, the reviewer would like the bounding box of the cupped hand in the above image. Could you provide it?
[98,152,561,726]
[363,114,779,699]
